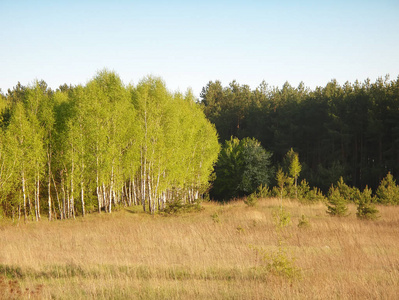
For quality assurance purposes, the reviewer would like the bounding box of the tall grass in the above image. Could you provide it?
[0,198,398,299]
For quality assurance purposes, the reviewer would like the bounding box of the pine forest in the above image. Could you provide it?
[200,76,399,192]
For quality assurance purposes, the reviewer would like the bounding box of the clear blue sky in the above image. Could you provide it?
[1,0,398,97]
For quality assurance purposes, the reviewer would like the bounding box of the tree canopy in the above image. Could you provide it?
[211,137,272,201]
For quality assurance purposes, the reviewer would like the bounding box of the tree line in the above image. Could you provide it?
[1,72,398,221]
[0,71,219,220]
[200,75,399,192]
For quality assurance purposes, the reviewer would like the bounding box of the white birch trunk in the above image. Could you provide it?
[132,176,137,206]
[48,150,52,221]
[147,164,153,214]
[22,169,27,221]
[70,153,75,219]
[35,171,41,221]
[142,155,147,212]
[81,157,85,217]
[81,182,85,217]
[51,172,62,219]
[61,171,66,219]
[96,146,101,213]
[102,183,107,212]
[109,165,114,213]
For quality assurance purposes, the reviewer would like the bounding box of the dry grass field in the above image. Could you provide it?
[0,198,398,299]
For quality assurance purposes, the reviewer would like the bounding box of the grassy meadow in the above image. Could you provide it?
[0,198,398,299]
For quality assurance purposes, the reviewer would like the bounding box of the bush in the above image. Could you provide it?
[255,184,270,198]
[249,245,300,279]
[272,207,291,228]
[336,177,355,202]
[163,199,184,214]
[326,186,348,217]
[297,214,311,228]
[211,212,220,223]
[298,179,325,203]
[273,168,294,200]
[356,186,379,220]
[244,193,258,207]
[163,199,203,215]
[375,172,399,205]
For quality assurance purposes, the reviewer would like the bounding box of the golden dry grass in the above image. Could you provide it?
[0,198,398,299]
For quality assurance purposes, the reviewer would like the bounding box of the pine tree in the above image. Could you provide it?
[288,149,301,199]
[276,168,287,203]
[335,176,353,202]
[375,172,399,205]
[326,186,348,216]
[356,186,379,220]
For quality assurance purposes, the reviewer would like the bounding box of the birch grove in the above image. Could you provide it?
[0,71,220,220]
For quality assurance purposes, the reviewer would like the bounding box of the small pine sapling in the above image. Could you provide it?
[375,172,399,205]
[326,186,348,217]
[244,193,258,207]
[356,186,379,220]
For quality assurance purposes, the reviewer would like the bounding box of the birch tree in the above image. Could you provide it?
[6,102,44,221]
[132,76,171,213]
[0,129,18,217]
[287,148,301,199]
[88,70,137,213]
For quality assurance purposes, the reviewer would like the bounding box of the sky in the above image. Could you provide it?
[1,0,399,98]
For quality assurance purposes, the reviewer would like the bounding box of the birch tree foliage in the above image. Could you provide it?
[87,71,137,212]
[32,82,56,220]
[0,92,7,122]
[164,92,194,190]
[132,77,220,209]
[65,86,93,217]
[161,89,220,200]
[6,101,45,220]
[0,71,220,219]
[63,72,136,214]
[0,129,18,211]
[186,92,220,194]
[0,92,15,201]
[132,76,172,212]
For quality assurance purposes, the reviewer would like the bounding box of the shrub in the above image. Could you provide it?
[163,199,184,214]
[297,179,310,199]
[272,207,291,228]
[375,172,399,205]
[297,214,311,228]
[163,199,203,215]
[356,186,379,220]
[298,179,325,203]
[336,177,354,202]
[274,168,294,200]
[211,212,220,223]
[249,245,300,279]
[326,186,348,216]
[244,193,258,207]
[255,184,270,198]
